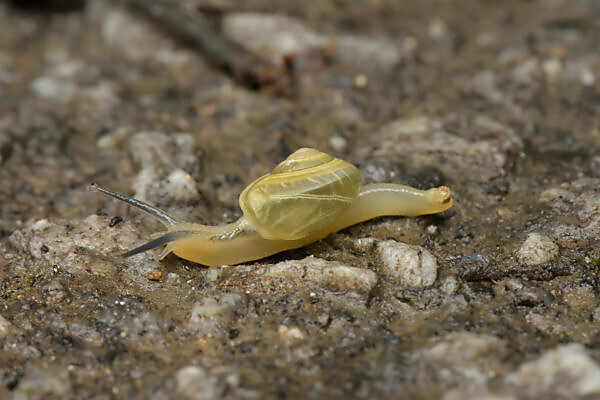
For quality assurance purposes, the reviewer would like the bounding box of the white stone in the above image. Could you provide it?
[471,71,504,103]
[511,59,540,85]
[175,366,219,400]
[265,256,377,295]
[579,65,595,86]
[16,368,71,397]
[96,126,132,149]
[440,275,458,295]
[517,232,558,265]
[31,76,76,103]
[189,293,246,335]
[505,343,600,397]
[366,115,523,183]
[223,13,324,66]
[278,325,308,347]
[329,134,347,152]
[0,314,14,337]
[223,13,401,69]
[32,219,51,231]
[205,268,221,282]
[129,131,173,168]
[542,58,561,82]
[165,169,199,204]
[412,332,507,390]
[377,240,438,288]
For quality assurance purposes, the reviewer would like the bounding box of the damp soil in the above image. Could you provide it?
[1,1,600,399]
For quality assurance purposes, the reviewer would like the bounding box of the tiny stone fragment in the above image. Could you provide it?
[329,134,347,152]
[278,325,308,347]
[189,293,246,335]
[517,232,559,265]
[146,270,162,281]
[109,216,122,227]
[205,268,221,282]
[0,314,16,337]
[470,70,504,103]
[439,275,458,295]
[377,240,438,288]
[41,280,69,304]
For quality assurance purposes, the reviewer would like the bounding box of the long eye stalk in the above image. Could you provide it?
[89,183,178,227]
[120,230,193,258]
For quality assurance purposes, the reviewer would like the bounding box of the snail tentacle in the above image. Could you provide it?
[89,183,178,227]
[120,230,193,258]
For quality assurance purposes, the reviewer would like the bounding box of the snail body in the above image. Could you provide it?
[90,148,453,266]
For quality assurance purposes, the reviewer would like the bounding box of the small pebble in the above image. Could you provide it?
[165,169,199,204]
[426,225,438,234]
[471,71,504,103]
[96,126,133,149]
[205,268,221,282]
[109,216,123,227]
[265,256,377,295]
[353,74,368,88]
[505,344,600,397]
[166,272,181,284]
[511,59,540,85]
[439,275,458,295]
[353,237,375,252]
[189,293,246,335]
[517,232,559,265]
[31,76,76,103]
[329,134,347,152]
[0,314,15,337]
[278,325,308,347]
[146,270,162,281]
[428,18,447,39]
[223,13,401,70]
[32,219,51,231]
[377,240,438,288]
[592,305,600,322]
[579,65,595,86]
[505,278,523,291]
[42,280,69,304]
[15,368,71,397]
[175,366,220,400]
[542,58,561,82]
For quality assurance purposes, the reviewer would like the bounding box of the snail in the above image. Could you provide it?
[90,148,453,266]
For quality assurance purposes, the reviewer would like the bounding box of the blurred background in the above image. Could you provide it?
[1,1,600,399]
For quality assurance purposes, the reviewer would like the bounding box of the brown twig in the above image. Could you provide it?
[126,0,295,97]
[459,260,572,282]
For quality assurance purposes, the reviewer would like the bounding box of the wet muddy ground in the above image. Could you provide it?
[1,0,600,399]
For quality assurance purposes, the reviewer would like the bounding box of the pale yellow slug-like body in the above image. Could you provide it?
[90,148,453,267]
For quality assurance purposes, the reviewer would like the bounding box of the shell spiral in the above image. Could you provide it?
[239,148,361,240]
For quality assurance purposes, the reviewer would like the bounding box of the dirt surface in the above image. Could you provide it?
[1,0,600,399]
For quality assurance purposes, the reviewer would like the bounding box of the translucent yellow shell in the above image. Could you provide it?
[239,148,360,240]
